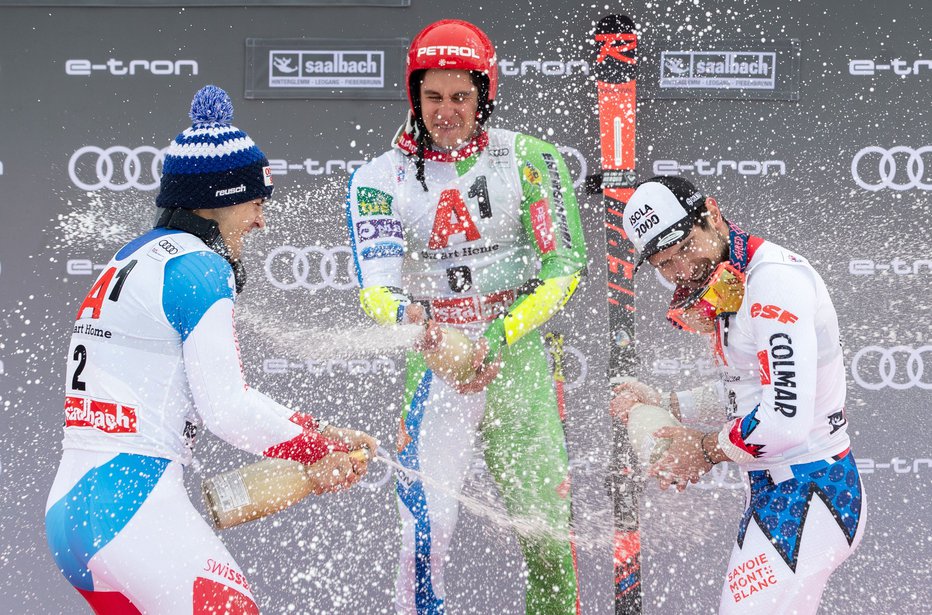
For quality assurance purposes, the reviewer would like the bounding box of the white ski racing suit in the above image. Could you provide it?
[677,224,865,614]
[45,228,340,614]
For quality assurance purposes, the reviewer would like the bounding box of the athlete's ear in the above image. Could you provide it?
[705,197,721,222]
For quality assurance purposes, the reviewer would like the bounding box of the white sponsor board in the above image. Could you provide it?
[660,50,777,89]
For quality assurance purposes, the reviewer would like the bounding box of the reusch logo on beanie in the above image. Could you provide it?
[156,85,273,210]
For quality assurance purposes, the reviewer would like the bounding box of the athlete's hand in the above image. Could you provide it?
[610,380,662,424]
[647,426,712,492]
[454,338,502,395]
[414,319,443,352]
[305,451,362,495]
[403,303,428,326]
[321,426,379,475]
[609,388,640,424]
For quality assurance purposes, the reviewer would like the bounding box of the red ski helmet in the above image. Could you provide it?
[406,19,498,123]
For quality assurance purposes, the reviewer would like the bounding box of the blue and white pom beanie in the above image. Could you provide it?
[156,85,274,209]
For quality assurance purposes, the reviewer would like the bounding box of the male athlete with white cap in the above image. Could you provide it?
[611,175,865,614]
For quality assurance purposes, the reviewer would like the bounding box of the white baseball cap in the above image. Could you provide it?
[622,176,707,270]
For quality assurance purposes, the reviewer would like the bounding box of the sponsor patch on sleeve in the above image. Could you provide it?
[750,303,798,324]
[361,241,404,260]
[522,161,542,185]
[757,349,771,385]
[529,199,556,253]
[356,218,403,242]
[357,187,394,216]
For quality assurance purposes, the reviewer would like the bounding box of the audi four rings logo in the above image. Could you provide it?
[556,145,587,190]
[69,145,167,191]
[851,146,932,191]
[264,246,357,291]
[552,345,588,391]
[851,345,932,390]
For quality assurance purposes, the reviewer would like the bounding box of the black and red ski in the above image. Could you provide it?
[590,14,642,614]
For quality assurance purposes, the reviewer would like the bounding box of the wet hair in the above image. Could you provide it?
[409,70,494,191]
[693,200,713,229]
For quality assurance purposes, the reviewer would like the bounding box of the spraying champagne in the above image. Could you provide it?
[202,321,475,532]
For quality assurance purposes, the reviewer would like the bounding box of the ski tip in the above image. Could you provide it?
[597,14,636,35]
[592,14,638,83]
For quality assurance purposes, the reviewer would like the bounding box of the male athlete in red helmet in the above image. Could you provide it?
[346,19,586,614]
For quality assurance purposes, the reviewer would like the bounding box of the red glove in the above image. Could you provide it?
[262,412,349,466]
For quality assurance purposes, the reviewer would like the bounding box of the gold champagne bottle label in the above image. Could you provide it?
[203,450,370,530]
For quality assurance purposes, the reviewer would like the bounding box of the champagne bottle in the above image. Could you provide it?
[202,450,369,530]
[420,326,476,384]
[626,402,682,466]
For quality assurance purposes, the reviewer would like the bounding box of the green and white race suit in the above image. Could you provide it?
[347,126,587,614]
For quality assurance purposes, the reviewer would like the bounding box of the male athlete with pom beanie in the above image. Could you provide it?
[45,85,376,614]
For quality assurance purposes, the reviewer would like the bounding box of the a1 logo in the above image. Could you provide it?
[76,260,137,320]
[428,175,493,250]
[429,190,481,250]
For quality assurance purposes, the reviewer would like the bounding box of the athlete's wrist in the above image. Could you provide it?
[700,432,718,466]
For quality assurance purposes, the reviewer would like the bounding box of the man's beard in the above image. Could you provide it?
[681,229,730,290]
